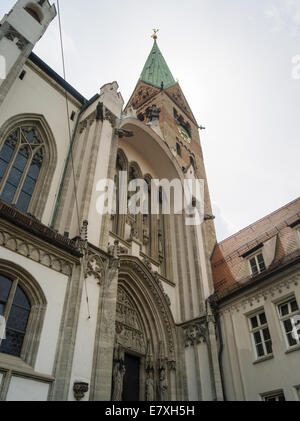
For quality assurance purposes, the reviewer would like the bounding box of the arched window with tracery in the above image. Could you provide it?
[0,260,47,365]
[0,274,31,357]
[0,126,44,212]
[0,115,57,218]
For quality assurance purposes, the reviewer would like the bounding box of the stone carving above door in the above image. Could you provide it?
[115,287,146,354]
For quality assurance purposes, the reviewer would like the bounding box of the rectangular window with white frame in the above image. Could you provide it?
[248,310,273,359]
[277,297,300,348]
[249,252,266,276]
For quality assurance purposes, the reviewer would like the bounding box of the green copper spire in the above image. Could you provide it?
[140,37,176,89]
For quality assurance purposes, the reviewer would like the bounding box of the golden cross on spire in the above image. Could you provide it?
[152,29,159,40]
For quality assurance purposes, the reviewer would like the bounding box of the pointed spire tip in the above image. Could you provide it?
[152,29,159,40]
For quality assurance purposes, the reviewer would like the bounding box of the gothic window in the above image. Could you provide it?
[0,274,31,357]
[0,125,44,213]
[112,149,128,237]
[176,142,181,156]
[0,115,57,220]
[0,260,47,365]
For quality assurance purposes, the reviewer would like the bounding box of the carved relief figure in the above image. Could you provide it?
[111,361,126,401]
[145,372,154,401]
[159,369,168,401]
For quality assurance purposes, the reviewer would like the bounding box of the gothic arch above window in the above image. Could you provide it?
[0,259,47,366]
[0,114,57,219]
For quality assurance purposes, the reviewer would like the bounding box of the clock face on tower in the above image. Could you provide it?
[177,125,191,143]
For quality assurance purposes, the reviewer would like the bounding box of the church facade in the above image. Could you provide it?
[0,0,223,401]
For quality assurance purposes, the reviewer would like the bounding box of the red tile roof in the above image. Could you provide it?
[212,197,300,298]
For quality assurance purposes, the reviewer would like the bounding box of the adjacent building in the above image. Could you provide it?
[212,198,300,401]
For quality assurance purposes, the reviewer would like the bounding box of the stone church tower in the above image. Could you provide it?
[0,1,223,401]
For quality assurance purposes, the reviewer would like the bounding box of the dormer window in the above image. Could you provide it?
[249,253,266,276]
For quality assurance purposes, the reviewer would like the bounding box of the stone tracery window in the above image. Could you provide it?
[0,274,31,357]
[0,260,47,365]
[0,115,56,220]
[0,125,44,213]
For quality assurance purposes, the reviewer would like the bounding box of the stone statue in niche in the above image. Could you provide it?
[111,361,126,401]
[145,372,154,401]
[146,104,161,122]
[159,368,168,401]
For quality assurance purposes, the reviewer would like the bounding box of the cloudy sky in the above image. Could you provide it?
[1,0,299,241]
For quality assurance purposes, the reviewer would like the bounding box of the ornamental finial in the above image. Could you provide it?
[152,29,159,40]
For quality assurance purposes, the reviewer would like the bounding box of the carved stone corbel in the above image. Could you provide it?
[114,128,134,138]
[104,108,117,128]
[183,321,207,347]
[73,381,89,401]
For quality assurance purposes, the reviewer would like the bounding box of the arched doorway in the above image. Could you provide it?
[111,257,177,401]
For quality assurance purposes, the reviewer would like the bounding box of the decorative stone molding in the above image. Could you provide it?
[85,253,106,285]
[120,257,175,358]
[114,128,134,138]
[153,272,171,307]
[219,273,300,315]
[78,110,96,133]
[183,321,207,347]
[145,340,154,372]
[0,226,74,276]
[115,287,146,354]
[143,256,152,271]
[5,25,28,50]
[104,108,117,128]
[129,84,159,110]
[145,104,161,122]
[168,360,176,371]
[73,381,89,401]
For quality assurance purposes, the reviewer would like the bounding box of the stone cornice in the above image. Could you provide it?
[0,218,79,276]
[0,202,81,257]
[219,272,300,315]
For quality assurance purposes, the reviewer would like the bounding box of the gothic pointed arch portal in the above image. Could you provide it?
[111,256,177,401]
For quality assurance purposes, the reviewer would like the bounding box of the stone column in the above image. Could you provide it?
[89,241,120,400]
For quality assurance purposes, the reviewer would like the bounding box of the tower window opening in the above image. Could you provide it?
[190,156,195,169]
[19,70,26,80]
[137,113,144,122]
[24,4,43,23]
[176,142,181,156]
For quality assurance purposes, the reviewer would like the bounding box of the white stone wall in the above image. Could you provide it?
[0,60,81,227]
[67,274,101,401]
[0,246,68,376]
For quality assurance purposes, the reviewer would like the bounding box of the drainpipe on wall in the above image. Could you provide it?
[208,294,227,401]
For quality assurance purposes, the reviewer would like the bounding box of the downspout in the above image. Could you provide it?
[50,94,100,229]
[215,308,227,401]
[208,294,227,401]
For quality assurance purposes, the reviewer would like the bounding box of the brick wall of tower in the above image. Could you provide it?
[126,81,217,256]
